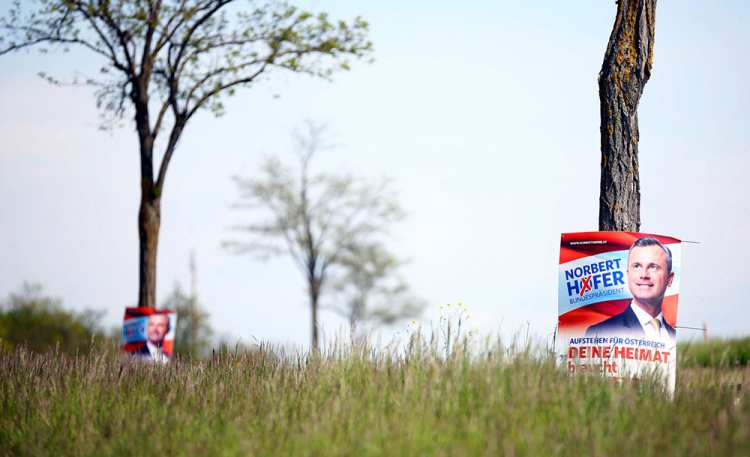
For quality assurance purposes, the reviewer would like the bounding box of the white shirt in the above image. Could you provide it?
[146,341,169,363]
[630,303,671,342]
[630,302,677,397]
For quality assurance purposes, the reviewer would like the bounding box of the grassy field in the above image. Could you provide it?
[679,337,750,368]
[1,338,748,457]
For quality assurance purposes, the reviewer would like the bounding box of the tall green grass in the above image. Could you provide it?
[1,337,748,457]
[679,337,750,368]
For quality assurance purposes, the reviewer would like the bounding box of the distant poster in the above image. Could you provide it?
[122,307,177,363]
[556,232,681,393]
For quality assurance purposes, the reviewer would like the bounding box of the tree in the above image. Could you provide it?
[0,1,372,308]
[161,282,213,358]
[331,241,424,338]
[0,282,108,354]
[224,124,419,351]
[598,0,656,231]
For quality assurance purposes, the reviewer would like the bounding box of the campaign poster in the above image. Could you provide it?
[556,232,682,393]
[122,307,177,363]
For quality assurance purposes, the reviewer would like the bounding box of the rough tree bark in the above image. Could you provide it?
[135,84,160,308]
[137,124,185,308]
[598,0,657,231]
[138,196,161,308]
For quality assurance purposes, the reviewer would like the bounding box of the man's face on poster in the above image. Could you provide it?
[627,245,674,306]
[147,314,169,346]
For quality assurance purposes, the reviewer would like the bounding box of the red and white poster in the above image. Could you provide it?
[121,307,177,363]
[556,232,682,393]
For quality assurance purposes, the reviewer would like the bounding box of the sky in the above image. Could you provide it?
[1,1,748,349]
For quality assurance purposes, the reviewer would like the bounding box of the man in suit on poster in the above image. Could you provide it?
[137,313,171,362]
[586,237,676,342]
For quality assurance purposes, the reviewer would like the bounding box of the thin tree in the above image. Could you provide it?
[162,281,213,358]
[224,124,413,351]
[330,241,424,339]
[0,1,372,308]
[598,0,656,231]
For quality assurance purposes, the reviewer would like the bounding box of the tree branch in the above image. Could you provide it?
[151,0,191,55]
[154,115,186,192]
[73,2,128,72]
[96,1,137,77]
[140,0,162,77]
[171,0,233,78]
[184,58,269,114]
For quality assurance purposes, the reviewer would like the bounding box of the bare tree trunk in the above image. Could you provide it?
[190,251,198,344]
[309,280,320,352]
[598,0,656,231]
[138,195,161,308]
[349,316,357,346]
[136,101,160,308]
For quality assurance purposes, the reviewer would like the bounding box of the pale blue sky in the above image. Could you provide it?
[1,1,748,347]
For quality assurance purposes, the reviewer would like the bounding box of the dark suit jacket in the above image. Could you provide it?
[132,342,153,361]
[585,304,676,339]
[134,342,169,360]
